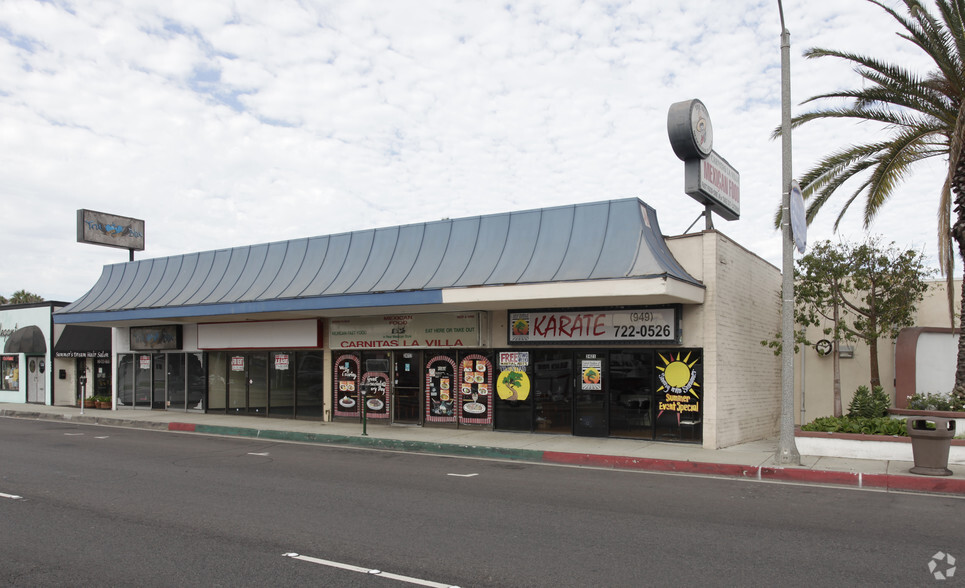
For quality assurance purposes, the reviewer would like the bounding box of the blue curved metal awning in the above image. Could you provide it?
[55,198,702,325]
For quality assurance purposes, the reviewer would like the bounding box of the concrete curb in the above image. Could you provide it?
[165,422,965,496]
[4,409,963,496]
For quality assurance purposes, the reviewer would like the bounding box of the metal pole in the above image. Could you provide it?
[361,384,368,436]
[777,0,801,464]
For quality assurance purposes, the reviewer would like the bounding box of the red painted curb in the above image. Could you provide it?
[541,451,965,495]
[168,422,196,432]
[760,467,861,486]
[541,451,758,478]
[864,473,965,494]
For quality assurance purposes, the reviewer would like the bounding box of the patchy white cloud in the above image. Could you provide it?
[0,0,956,302]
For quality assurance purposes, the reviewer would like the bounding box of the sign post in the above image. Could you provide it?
[79,371,87,416]
[776,0,801,465]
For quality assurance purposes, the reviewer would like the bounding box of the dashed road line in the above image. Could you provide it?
[0,492,23,500]
[283,552,459,588]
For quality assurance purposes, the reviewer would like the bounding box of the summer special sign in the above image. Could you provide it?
[509,306,681,345]
[329,312,481,349]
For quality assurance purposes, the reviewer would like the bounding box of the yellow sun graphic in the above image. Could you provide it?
[656,352,700,399]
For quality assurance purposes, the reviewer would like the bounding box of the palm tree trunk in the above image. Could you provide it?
[952,149,965,406]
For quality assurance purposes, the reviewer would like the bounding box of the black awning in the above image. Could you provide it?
[4,325,47,354]
[53,325,110,358]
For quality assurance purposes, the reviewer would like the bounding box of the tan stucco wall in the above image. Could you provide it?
[795,278,962,423]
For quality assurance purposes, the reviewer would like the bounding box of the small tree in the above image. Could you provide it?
[844,238,931,388]
[764,237,932,417]
[793,241,853,417]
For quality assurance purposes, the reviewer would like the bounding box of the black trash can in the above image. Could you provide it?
[907,417,956,476]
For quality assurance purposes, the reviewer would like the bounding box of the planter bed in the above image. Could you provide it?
[795,429,965,464]
[889,409,965,433]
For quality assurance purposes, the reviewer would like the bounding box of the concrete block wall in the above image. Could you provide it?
[710,234,781,447]
[669,231,782,448]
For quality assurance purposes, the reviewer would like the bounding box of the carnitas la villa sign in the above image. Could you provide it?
[329,312,482,349]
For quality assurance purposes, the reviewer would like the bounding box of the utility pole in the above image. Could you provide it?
[777,0,801,465]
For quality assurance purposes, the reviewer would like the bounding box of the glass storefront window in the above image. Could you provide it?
[117,354,134,406]
[134,354,152,408]
[94,357,111,397]
[269,351,295,418]
[533,350,573,434]
[608,351,653,440]
[187,353,205,411]
[493,351,533,432]
[360,351,391,421]
[424,352,457,424]
[1,356,19,391]
[457,351,493,426]
[296,351,325,419]
[653,350,702,442]
[207,352,227,411]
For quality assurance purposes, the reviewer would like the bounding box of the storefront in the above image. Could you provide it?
[53,325,112,406]
[326,308,703,441]
[52,198,783,448]
[1,302,68,405]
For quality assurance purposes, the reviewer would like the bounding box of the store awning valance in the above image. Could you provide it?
[54,198,704,326]
[54,325,111,358]
[4,326,47,354]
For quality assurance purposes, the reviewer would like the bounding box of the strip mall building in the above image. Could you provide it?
[53,198,783,449]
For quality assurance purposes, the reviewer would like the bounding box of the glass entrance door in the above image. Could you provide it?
[166,354,186,410]
[573,352,607,437]
[227,353,269,415]
[393,352,422,424]
[152,354,166,409]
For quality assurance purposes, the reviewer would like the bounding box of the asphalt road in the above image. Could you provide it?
[1,417,962,587]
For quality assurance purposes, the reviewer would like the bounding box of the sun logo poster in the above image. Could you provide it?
[656,351,700,415]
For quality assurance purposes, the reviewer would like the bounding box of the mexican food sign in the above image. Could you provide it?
[329,312,482,349]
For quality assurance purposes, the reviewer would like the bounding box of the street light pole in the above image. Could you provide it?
[777,0,801,465]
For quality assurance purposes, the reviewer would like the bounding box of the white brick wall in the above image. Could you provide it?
[670,232,782,448]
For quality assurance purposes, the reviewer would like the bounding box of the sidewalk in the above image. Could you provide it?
[3,403,964,496]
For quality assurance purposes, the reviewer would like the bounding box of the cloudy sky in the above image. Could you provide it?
[0,0,956,302]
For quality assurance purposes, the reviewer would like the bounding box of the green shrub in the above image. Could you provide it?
[801,415,907,436]
[847,385,890,418]
[907,392,962,412]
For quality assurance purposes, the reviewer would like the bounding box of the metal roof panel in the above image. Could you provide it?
[454,213,510,287]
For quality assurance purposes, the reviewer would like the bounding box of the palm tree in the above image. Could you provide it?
[780,0,965,402]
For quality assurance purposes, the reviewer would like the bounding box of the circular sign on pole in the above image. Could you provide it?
[789,180,806,254]
[667,99,714,161]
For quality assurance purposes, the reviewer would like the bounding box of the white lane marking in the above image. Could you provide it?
[64,433,84,436]
[0,492,23,500]
[283,552,460,588]
[95,436,110,439]
[446,473,478,477]
[248,452,270,456]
